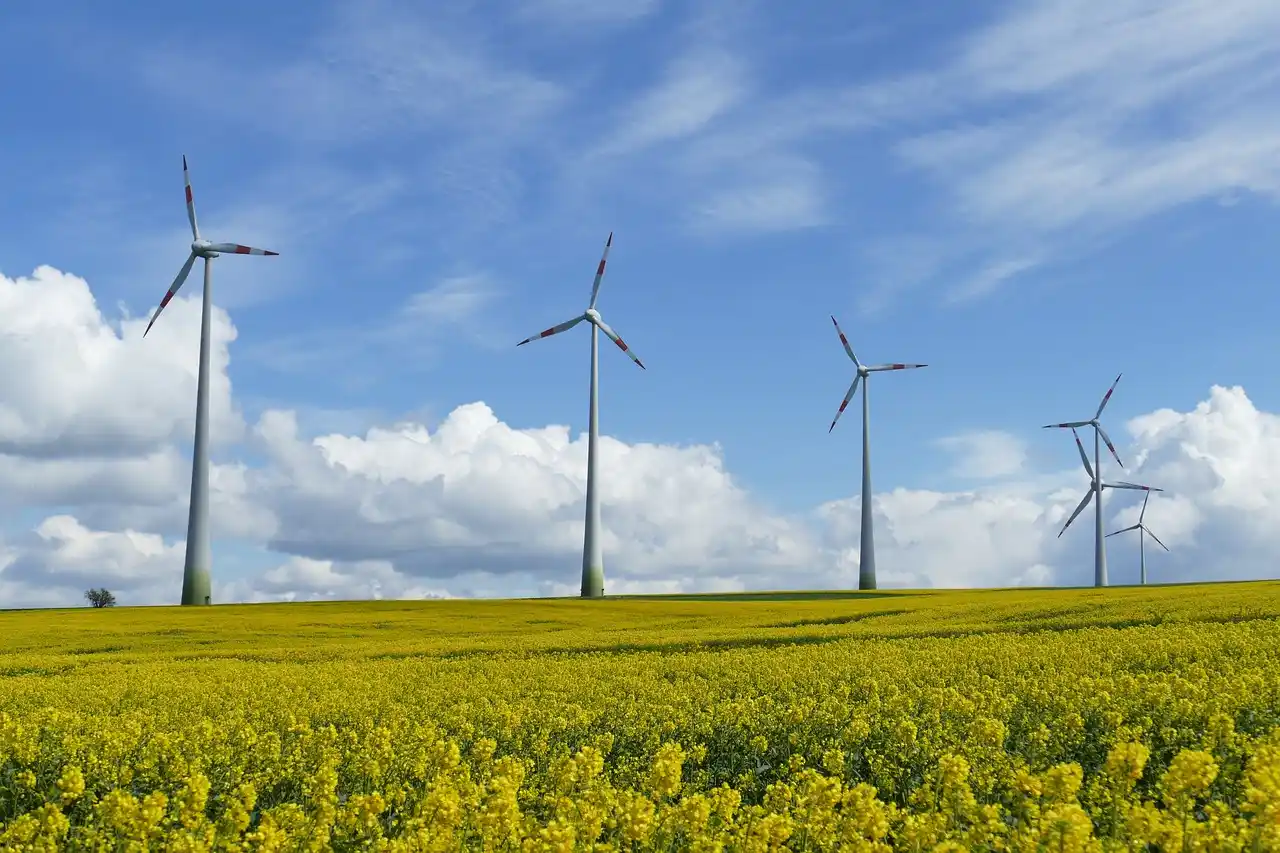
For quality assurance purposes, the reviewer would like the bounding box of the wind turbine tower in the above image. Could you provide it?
[1107,491,1169,585]
[143,156,279,605]
[517,233,645,598]
[827,317,927,591]
[1044,376,1127,587]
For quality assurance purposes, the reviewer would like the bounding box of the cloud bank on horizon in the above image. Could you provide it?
[2,0,1280,606]
[1,266,1278,607]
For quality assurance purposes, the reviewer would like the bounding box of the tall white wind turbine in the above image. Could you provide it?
[1043,375,1126,588]
[1106,491,1168,585]
[827,316,927,591]
[143,156,278,606]
[517,232,644,598]
[1055,424,1162,587]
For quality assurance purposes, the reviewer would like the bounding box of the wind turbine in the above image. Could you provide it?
[1107,491,1168,585]
[517,232,644,598]
[1043,375,1125,588]
[143,156,278,606]
[827,316,927,591]
[1055,425,1162,587]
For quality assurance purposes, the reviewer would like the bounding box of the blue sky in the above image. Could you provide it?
[2,0,1280,604]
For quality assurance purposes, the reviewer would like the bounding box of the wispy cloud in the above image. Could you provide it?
[396,275,497,329]
[857,0,1280,301]
[136,2,566,148]
[242,273,500,384]
[597,50,750,156]
[690,157,826,234]
[513,0,662,34]
[936,430,1029,480]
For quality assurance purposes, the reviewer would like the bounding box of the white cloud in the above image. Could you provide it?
[691,158,826,234]
[5,269,1280,608]
[515,0,661,33]
[601,50,749,156]
[138,2,565,147]
[0,265,243,459]
[239,272,500,385]
[865,0,1280,296]
[0,516,184,604]
[0,266,270,553]
[399,274,497,328]
[1126,386,1280,549]
[7,380,1280,607]
[246,401,818,586]
[935,430,1029,480]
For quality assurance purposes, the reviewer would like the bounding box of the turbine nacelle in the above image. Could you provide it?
[826,315,926,434]
[192,240,219,258]
[143,156,279,339]
[515,233,646,371]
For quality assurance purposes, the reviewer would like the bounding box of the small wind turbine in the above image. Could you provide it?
[1107,491,1169,585]
[1056,426,1162,585]
[143,156,278,606]
[827,316,926,591]
[1044,375,1125,588]
[517,232,644,598]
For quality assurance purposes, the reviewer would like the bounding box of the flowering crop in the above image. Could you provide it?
[3,582,1280,850]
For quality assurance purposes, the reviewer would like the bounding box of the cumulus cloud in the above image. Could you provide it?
[935,430,1029,480]
[1124,386,1280,558]
[0,265,243,459]
[7,379,1280,606]
[249,401,818,587]
[0,266,256,540]
[2,266,1279,607]
[0,516,184,605]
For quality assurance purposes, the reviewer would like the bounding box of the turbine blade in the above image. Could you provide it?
[1071,427,1095,481]
[1139,491,1150,523]
[592,316,645,369]
[1095,373,1122,419]
[1106,524,1141,537]
[1043,421,1092,429]
[1109,481,1161,491]
[587,232,613,311]
[830,316,861,367]
[205,243,279,256]
[1058,489,1093,538]
[183,155,200,241]
[829,375,861,433]
[865,363,927,372]
[1144,526,1170,551]
[144,252,198,337]
[1096,423,1124,468]
[517,315,586,346]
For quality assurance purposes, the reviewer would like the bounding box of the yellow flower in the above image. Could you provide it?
[54,764,85,805]
[1103,741,1149,786]
[1041,763,1084,804]
[1161,748,1219,807]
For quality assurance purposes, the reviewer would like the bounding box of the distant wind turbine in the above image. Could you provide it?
[827,316,927,591]
[1055,424,1162,586]
[1043,375,1126,588]
[1107,491,1169,585]
[143,156,278,606]
[517,232,644,598]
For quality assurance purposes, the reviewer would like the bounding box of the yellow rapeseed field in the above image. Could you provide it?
[3,582,1280,851]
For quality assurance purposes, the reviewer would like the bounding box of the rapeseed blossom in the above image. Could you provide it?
[2,582,1280,848]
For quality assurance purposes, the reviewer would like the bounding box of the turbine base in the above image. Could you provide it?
[581,565,604,599]
[181,567,212,606]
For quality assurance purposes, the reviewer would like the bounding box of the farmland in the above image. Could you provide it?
[3,582,1280,850]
